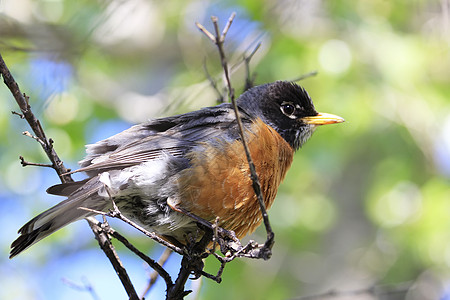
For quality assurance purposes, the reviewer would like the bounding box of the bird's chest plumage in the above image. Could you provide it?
[175,119,294,238]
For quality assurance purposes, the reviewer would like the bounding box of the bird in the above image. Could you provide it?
[10,81,344,258]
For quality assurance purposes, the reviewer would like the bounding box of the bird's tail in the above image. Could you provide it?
[10,180,105,258]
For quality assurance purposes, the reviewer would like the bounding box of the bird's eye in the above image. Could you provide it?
[280,102,296,117]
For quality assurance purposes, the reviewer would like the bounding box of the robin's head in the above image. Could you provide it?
[237,81,344,150]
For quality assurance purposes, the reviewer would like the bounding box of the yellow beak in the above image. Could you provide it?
[301,112,345,125]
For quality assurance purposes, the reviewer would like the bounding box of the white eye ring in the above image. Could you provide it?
[280,102,297,119]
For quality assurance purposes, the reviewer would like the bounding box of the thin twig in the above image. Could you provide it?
[243,42,261,91]
[22,130,46,147]
[210,14,235,103]
[291,70,318,82]
[141,248,173,299]
[79,206,184,255]
[196,13,274,259]
[82,176,184,254]
[0,53,73,183]
[86,217,140,300]
[168,256,194,300]
[210,216,220,254]
[19,156,54,168]
[11,110,24,118]
[106,226,173,289]
[167,228,213,300]
[170,205,239,245]
[228,33,264,79]
[221,13,236,38]
[194,22,216,43]
[203,59,224,103]
[202,28,262,98]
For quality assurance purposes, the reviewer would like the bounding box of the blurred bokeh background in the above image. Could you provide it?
[1,0,449,299]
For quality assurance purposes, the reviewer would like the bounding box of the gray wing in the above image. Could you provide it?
[74,104,245,177]
[48,104,245,196]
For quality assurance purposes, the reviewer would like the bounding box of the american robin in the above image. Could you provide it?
[10,81,344,258]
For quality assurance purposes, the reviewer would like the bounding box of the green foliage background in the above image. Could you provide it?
[0,0,449,299]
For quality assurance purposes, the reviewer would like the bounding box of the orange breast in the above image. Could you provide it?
[176,118,294,239]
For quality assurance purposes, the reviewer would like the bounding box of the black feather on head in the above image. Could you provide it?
[237,81,319,150]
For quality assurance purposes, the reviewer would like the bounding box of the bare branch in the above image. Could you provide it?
[22,130,46,148]
[86,217,140,300]
[167,228,213,300]
[106,226,173,289]
[141,248,173,299]
[107,209,184,255]
[292,70,318,82]
[243,42,261,91]
[204,37,262,97]
[79,204,184,255]
[220,12,236,40]
[202,59,224,103]
[0,53,73,183]
[19,156,54,168]
[195,22,216,43]
[11,110,24,118]
[170,205,239,245]
[210,14,235,103]
[198,13,275,257]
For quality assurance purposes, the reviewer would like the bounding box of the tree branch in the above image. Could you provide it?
[243,42,261,91]
[141,248,173,299]
[19,155,54,168]
[106,224,174,290]
[292,70,318,82]
[86,218,139,300]
[196,13,274,259]
[0,54,73,183]
[203,59,224,103]
[79,201,184,255]
[0,52,140,300]
[167,227,213,300]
